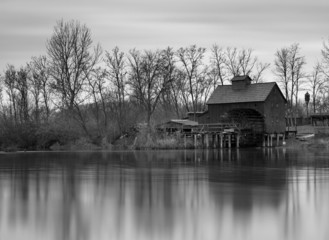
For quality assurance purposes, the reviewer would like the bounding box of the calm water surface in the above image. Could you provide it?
[1,149,329,240]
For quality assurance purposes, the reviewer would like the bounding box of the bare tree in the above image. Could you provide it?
[128,49,171,127]
[0,74,4,116]
[105,47,127,134]
[27,64,41,123]
[288,43,305,108]
[46,19,102,137]
[293,56,306,112]
[210,45,227,85]
[252,62,271,83]
[321,37,329,78]
[87,67,108,136]
[157,47,181,117]
[199,68,213,111]
[274,47,290,102]
[274,43,305,129]
[239,48,257,76]
[176,45,206,120]
[15,68,29,123]
[224,47,269,82]
[308,63,326,113]
[46,19,101,110]
[28,56,52,122]
[4,65,18,123]
[0,74,2,99]
[29,56,52,121]
[225,47,241,77]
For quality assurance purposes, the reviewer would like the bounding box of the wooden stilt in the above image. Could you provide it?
[267,134,270,147]
[205,134,209,148]
[194,134,197,149]
[228,134,231,148]
[236,134,240,148]
[220,134,223,148]
[263,135,266,147]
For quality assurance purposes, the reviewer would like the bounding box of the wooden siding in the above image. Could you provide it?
[196,85,285,134]
[207,102,265,123]
[263,85,286,133]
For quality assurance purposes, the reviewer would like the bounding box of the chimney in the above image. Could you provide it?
[231,75,252,90]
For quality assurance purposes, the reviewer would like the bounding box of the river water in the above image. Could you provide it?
[0,148,329,240]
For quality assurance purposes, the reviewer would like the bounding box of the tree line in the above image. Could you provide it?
[0,19,329,149]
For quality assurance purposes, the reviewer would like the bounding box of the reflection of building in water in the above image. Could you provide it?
[1,150,329,240]
[207,149,287,217]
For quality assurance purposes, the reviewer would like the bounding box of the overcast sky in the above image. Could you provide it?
[1,0,329,80]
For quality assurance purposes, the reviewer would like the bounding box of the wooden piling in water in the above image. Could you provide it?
[212,134,216,148]
[267,134,270,147]
[263,135,266,147]
[236,134,240,148]
[205,134,209,148]
[220,134,223,148]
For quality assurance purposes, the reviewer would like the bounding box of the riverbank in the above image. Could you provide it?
[2,125,329,152]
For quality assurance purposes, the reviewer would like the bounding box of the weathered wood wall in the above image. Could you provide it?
[195,84,286,134]
[206,102,265,124]
[263,85,286,133]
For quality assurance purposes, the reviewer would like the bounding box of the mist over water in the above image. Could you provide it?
[1,149,329,240]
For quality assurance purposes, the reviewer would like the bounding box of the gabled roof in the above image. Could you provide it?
[207,82,284,104]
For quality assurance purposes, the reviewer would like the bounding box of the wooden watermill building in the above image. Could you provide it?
[192,75,287,147]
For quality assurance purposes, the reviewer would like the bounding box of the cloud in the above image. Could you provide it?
[1,0,329,73]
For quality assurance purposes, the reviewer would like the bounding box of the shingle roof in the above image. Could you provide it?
[207,82,278,104]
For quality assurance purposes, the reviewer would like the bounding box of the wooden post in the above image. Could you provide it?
[276,134,279,147]
[263,134,266,147]
[220,134,223,148]
[205,134,209,148]
[228,134,231,148]
[236,134,240,148]
[194,134,197,149]
[270,134,273,147]
[267,134,270,147]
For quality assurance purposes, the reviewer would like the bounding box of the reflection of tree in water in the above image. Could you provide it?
[1,149,329,240]
[130,151,212,239]
[0,153,97,240]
